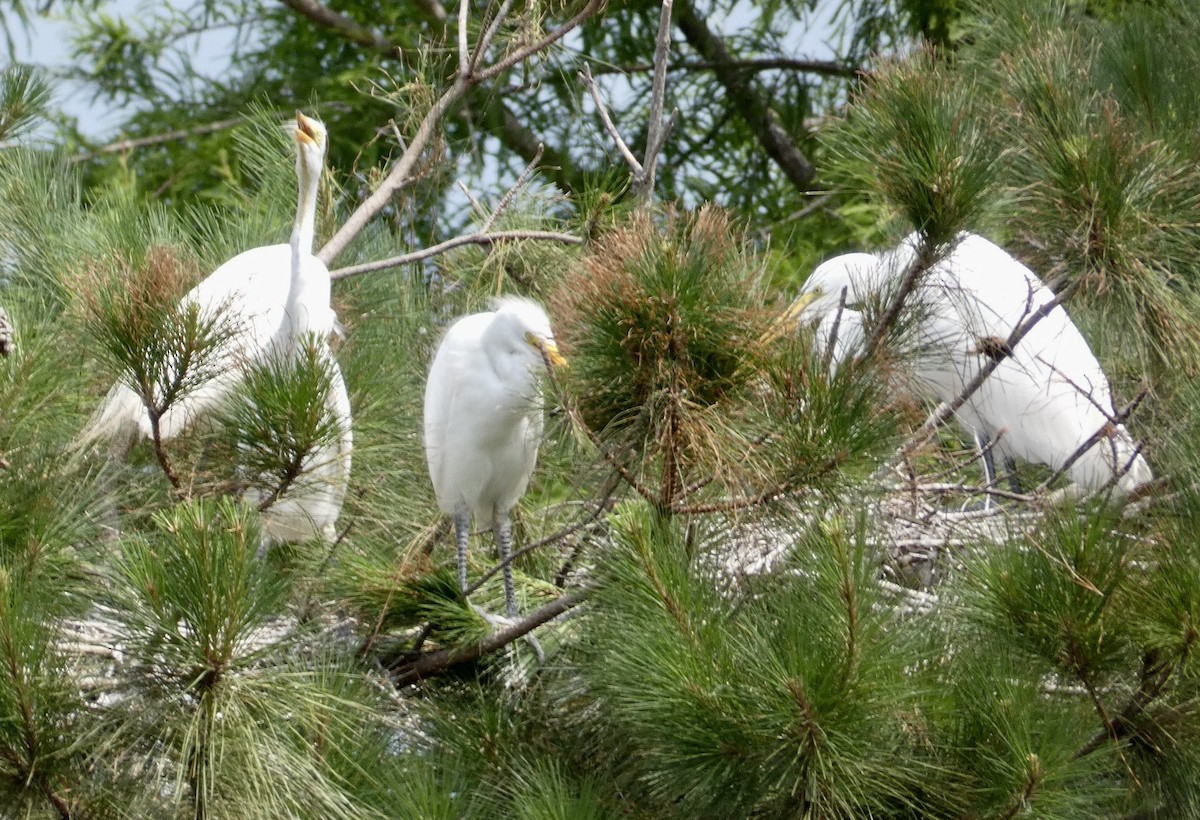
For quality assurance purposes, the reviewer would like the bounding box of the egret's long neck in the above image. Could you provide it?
[281,155,324,347]
[290,157,319,266]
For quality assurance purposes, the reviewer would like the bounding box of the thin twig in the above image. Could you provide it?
[329,229,582,279]
[820,286,848,373]
[318,0,602,264]
[465,485,615,596]
[456,180,488,221]
[474,0,602,83]
[588,56,860,79]
[70,117,242,163]
[1034,389,1148,494]
[480,143,544,232]
[580,63,643,176]
[898,278,1079,461]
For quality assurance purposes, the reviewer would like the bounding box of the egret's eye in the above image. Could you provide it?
[524,331,540,348]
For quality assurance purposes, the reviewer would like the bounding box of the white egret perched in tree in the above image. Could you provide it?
[423,296,567,621]
[84,112,353,540]
[786,233,1152,497]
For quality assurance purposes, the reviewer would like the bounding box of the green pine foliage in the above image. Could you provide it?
[2,0,1200,815]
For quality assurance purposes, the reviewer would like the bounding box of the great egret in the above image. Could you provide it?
[84,112,353,540]
[423,296,567,621]
[789,233,1152,497]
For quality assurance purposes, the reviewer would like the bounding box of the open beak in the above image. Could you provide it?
[760,289,821,344]
[296,111,320,146]
[541,339,568,369]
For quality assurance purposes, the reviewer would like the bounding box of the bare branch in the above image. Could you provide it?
[898,279,1079,461]
[329,229,582,280]
[1034,389,1148,495]
[590,56,861,79]
[466,487,614,595]
[580,64,643,176]
[457,0,470,73]
[820,286,848,373]
[674,0,816,190]
[280,0,404,59]
[481,143,544,232]
[318,0,604,265]
[473,0,518,74]
[70,117,242,163]
[456,180,488,221]
[475,0,605,83]
[640,0,675,200]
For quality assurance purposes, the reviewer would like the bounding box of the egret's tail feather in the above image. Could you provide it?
[73,383,150,457]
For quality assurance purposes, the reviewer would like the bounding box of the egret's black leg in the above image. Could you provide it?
[974,431,998,511]
[493,515,518,619]
[493,513,544,664]
[454,509,471,594]
[1004,457,1023,494]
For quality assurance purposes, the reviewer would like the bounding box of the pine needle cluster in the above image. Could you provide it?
[552,205,897,514]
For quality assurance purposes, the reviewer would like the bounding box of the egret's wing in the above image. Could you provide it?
[156,244,292,439]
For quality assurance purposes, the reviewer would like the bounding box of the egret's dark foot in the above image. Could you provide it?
[468,604,546,664]
[960,494,996,512]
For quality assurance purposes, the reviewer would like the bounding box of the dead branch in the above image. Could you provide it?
[481,144,545,232]
[466,480,617,596]
[329,229,582,280]
[70,117,242,163]
[580,64,642,175]
[1034,388,1148,494]
[579,0,677,203]
[280,0,404,59]
[317,0,603,265]
[898,277,1080,461]
[591,56,861,79]
[673,0,815,190]
[640,0,677,199]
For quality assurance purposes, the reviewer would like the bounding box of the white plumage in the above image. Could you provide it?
[85,112,353,541]
[423,296,566,618]
[792,232,1151,496]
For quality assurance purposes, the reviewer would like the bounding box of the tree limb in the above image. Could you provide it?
[591,56,862,79]
[580,64,643,176]
[71,117,242,163]
[279,0,405,59]
[317,0,603,264]
[639,0,676,200]
[390,589,587,685]
[673,0,816,191]
[329,229,582,280]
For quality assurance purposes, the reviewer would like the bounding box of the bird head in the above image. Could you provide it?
[762,252,881,344]
[492,296,568,372]
[292,111,328,176]
[526,330,567,369]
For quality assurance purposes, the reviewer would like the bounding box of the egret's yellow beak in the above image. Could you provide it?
[542,339,568,368]
[296,111,321,146]
[761,288,822,344]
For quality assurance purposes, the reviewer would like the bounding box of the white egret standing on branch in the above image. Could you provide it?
[785,233,1152,497]
[84,112,353,539]
[423,296,567,621]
